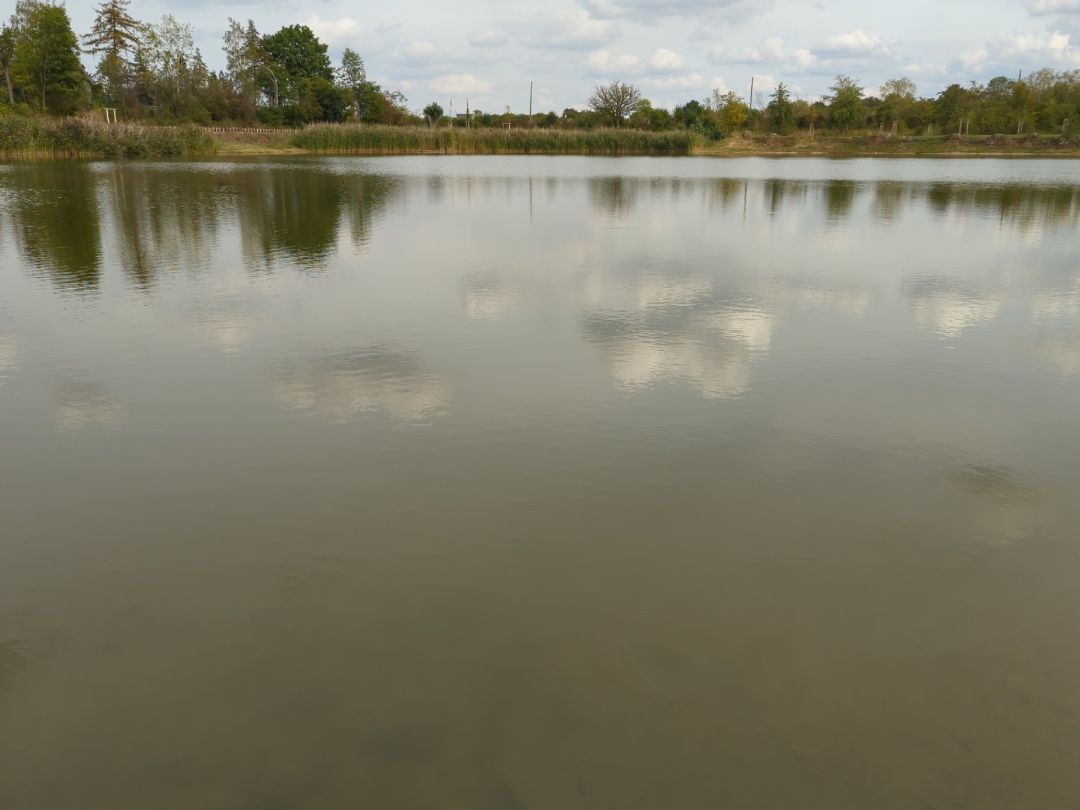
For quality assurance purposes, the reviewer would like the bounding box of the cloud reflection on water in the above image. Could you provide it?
[581,263,777,400]
[0,330,14,385]
[273,347,451,425]
[906,277,1002,339]
[950,464,1046,545]
[53,381,127,433]
[462,272,521,321]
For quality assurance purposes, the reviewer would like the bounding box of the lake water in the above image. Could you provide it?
[1,156,1079,808]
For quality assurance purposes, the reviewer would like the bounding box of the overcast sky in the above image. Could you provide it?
[68,0,1080,113]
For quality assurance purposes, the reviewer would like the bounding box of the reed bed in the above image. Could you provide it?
[0,116,216,158]
[292,124,693,156]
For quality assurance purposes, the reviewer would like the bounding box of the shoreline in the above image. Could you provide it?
[2,120,1078,160]
[199,128,1080,159]
[205,145,1080,160]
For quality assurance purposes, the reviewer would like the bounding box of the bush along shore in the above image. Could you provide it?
[2,117,1080,159]
[695,131,1080,157]
[0,116,216,158]
[289,124,694,156]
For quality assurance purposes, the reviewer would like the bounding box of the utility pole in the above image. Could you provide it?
[529,81,533,118]
[748,77,754,111]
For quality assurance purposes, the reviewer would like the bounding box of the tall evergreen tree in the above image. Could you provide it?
[82,0,142,106]
[11,3,85,113]
[767,82,795,134]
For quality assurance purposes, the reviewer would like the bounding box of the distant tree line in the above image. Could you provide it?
[0,0,409,124]
[638,73,1080,139]
[1,0,1079,137]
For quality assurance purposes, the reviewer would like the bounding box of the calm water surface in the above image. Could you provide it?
[2,156,1080,808]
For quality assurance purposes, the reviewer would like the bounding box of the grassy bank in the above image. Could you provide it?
[0,117,215,158]
[290,124,694,156]
[694,131,1080,157]
[3,117,1079,159]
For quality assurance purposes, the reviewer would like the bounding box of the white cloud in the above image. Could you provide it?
[960,48,988,68]
[751,74,779,93]
[903,62,948,77]
[583,0,775,23]
[793,48,817,68]
[650,48,686,71]
[395,40,437,60]
[644,73,707,89]
[305,15,359,44]
[429,73,493,95]
[984,30,1080,65]
[1025,0,1080,13]
[522,9,616,49]
[762,36,786,60]
[586,49,642,73]
[824,29,892,56]
[582,0,625,16]
[468,30,509,48]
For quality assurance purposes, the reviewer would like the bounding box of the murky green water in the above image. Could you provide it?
[1,156,1079,808]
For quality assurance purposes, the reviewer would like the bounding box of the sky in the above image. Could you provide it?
[68,0,1080,113]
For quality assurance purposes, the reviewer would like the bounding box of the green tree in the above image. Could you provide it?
[880,77,916,100]
[935,83,971,133]
[7,0,43,43]
[139,15,210,119]
[628,99,673,130]
[587,81,642,126]
[223,18,266,109]
[337,47,366,118]
[262,24,332,107]
[879,77,917,131]
[673,98,705,128]
[423,101,443,124]
[0,24,15,105]
[708,89,743,132]
[82,0,142,106]
[712,90,748,134]
[12,3,85,113]
[826,74,865,131]
[766,82,795,133]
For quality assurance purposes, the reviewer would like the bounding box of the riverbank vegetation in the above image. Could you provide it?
[291,124,692,156]
[1,0,1079,157]
[0,115,212,156]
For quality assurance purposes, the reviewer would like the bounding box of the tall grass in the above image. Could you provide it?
[0,116,216,158]
[292,124,693,156]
